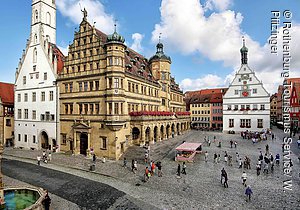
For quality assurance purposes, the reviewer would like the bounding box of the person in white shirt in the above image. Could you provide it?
[241,172,247,186]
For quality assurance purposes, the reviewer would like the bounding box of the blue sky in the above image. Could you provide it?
[1,0,300,94]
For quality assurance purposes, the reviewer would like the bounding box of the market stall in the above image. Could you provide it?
[175,142,202,162]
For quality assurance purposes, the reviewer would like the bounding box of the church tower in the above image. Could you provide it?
[14,0,63,151]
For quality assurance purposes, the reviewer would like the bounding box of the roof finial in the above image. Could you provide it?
[159,32,162,43]
[242,36,245,47]
[114,19,118,33]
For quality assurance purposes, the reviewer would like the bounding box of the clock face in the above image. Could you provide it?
[242,74,249,80]
[243,85,247,90]
[242,91,249,97]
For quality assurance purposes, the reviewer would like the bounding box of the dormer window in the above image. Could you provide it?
[141,63,145,69]
[125,49,130,55]
[130,58,136,64]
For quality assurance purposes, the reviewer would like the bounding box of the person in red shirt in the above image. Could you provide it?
[144,167,149,182]
[151,161,156,176]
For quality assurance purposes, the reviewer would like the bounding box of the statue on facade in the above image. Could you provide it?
[81,7,87,20]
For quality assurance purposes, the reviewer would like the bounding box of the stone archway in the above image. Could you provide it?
[80,133,88,156]
[132,127,140,141]
[176,123,180,135]
[166,124,171,139]
[160,125,164,141]
[145,127,151,144]
[40,131,49,150]
[171,123,175,138]
[154,126,158,142]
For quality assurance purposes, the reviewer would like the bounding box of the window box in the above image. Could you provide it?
[252,108,258,110]
[246,126,251,128]
[246,108,250,111]
[257,126,263,128]
[240,108,245,111]
[229,125,234,128]
[234,108,238,111]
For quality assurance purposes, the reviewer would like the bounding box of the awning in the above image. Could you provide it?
[175,142,202,152]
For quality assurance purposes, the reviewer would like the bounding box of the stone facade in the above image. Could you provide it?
[270,93,277,124]
[223,40,270,132]
[57,15,190,160]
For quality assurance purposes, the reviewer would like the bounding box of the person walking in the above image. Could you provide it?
[275,154,280,166]
[238,158,243,169]
[123,157,127,168]
[92,154,96,163]
[297,139,300,148]
[256,163,261,176]
[234,141,237,148]
[48,152,52,162]
[208,139,211,147]
[151,161,156,176]
[224,152,228,164]
[37,155,41,166]
[144,152,149,163]
[241,172,247,186]
[134,160,138,173]
[205,151,208,163]
[181,162,187,175]
[217,154,221,163]
[223,173,228,188]
[177,164,181,176]
[230,140,233,148]
[266,144,269,154]
[245,185,253,202]
[221,168,226,184]
[144,167,150,182]
[236,152,239,162]
[131,159,135,173]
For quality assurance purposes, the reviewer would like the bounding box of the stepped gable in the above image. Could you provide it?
[170,76,181,92]
[51,44,65,74]
[0,82,14,104]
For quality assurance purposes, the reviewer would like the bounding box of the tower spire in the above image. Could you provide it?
[240,36,248,64]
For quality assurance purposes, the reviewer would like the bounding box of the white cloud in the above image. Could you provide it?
[130,33,144,53]
[57,45,68,56]
[153,0,300,94]
[57,0,114,34]
[204,0,233,11]
[180,74,223,91]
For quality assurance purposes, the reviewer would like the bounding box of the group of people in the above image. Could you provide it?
[144,161,163,181]
[37,151,52,165]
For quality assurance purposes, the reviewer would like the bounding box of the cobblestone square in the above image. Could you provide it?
[3,128,300,209]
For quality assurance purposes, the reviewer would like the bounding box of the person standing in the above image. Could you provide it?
[245,185,253,202]
[230,140,233,148]
[238,158,243,169]
[256,163,261,176]
[92,154,96,163]
[297,139,300,148]
[208,139,211,147]
[144,167,150,182]
[241,172,247,186]
[42,191,51,210]
[177,164,181,176]
[157,162,162,177]
[236,152,239,162]
[205,151,208,163]
[181,162,187,175]
[234,141,237,148]
[134,160,138,173]
[266,144,269,154]
[224,151,228,164]
[48,152,52,162]
[214,153,217,164]
[221,168,226,184]
[131,159,135,173]
[123,157,127,168]
[217,154,221,163]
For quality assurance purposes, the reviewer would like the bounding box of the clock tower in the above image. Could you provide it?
[222,39,270,132]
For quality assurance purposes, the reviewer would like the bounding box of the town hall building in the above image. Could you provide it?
[223,40,270,132]
[14,0,64,150]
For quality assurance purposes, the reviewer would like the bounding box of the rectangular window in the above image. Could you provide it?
[62,134,67,144]
[46,112,50,121]
[114,78,119,89]
[24,93,28,102]
[32,92,36,102]
[41,114,45,121]
[33,135,36,143]
[84,82,88,91]
[253,104,257,110]
[18,134,21,141]
[162,99,166,106]
[24,134,27,142]
[44,72,47,80]
[257,119,263,128]
[23,76,26,85]
[114,103,119,115]
[246,119,251,128]
[49,91,54,101]
[246,104,250,110]
[41,92,45,101]
[260,104,265,110]
[95,81,99,90]
[240,119,246,128]
[18,94,21,102]
[241,105,245,110]
[109,57,113,65]
[108,103,112,115]
[95,104,99,114]
[89,81,93,91]
[234,90,239,95]
[24,109,28,119]
[227,105,231,110]
[65,84,68,93]
[79,82,83,92]
[101,137,107,150]
[90,104,94,114]
[79,104,83,114]
[70,104,73,114]
[51,114,55,121]
[84,104,88,114]
[32,110,36,120]
[253,88,257,94]
[65,104,69,114]
[69,83,73,92]
[109,78,113,89]
[6,119,11,126]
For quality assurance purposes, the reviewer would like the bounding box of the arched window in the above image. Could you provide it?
[46,12,51,25]
[34,34,38,44]
[33,48,37,63]
[35,10,38,23]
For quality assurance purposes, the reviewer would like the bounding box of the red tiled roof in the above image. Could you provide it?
[51,44,65,74]
[0,82,14,104]
[185,88,228,99]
